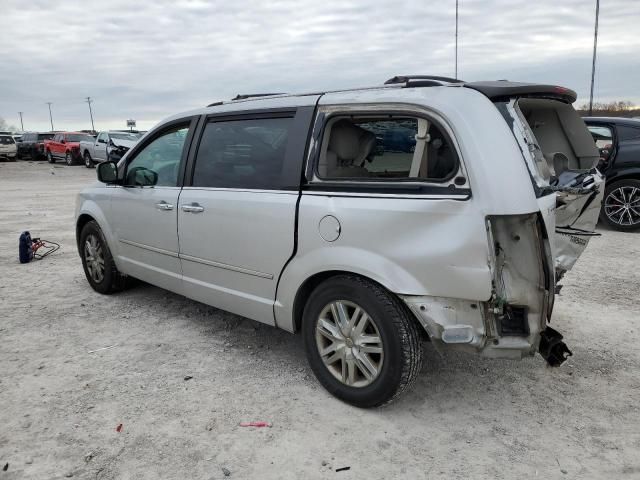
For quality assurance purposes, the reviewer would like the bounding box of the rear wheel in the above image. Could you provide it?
[84,151,94,168]
[600,179,640,231]
[80,220,127,294]
[302,274,423,407]
[46,150,54,163]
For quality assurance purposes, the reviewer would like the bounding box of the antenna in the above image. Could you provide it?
[588,0,599,116]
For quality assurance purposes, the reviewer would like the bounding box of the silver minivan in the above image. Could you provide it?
[76,76,603,407]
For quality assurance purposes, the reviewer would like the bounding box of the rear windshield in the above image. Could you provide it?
[67,134,94,142]
[0,135,16,144]
[38,133,54,141]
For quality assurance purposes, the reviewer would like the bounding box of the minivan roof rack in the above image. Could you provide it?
[384,75,463,87]
[232,93,285,101]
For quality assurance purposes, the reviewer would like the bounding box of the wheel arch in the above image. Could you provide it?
[606,169,640,186]
[289,269,419,334]
[75,202,119,266]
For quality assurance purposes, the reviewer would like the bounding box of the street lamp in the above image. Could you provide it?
[46,102,54,131]
[86,97,95,133]
[18,112,24,131]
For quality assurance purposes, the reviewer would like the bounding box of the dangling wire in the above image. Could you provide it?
[32,238,60,260]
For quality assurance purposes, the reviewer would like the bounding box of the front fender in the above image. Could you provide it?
[75,189,117,266]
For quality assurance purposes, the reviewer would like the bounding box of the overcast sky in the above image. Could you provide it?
[1,0,638,132]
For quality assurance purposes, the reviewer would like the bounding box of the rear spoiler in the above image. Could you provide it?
[464,81,577,104]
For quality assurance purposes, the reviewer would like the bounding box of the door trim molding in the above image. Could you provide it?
[119,239,179,258]
[179,253,274,279]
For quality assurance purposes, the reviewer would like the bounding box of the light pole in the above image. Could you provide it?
[18,112,24,131]
[589,0,600,116]
[46,102,54,131]
[455,0,459,79]
[85,97,95,133]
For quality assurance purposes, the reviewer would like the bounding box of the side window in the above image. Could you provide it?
[588,125,613,149]
[192,117,291,189]
[97,133,106,143]
[317,116,458,181]
[125,124,189,187]
[617,125,640,142]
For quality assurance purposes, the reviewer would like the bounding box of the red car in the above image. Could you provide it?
[45,132,95,165]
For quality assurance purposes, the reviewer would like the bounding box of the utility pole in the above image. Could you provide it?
[589,0,600,116]
[85,96,95,133]
[455,0,459,79]
[46,102,54,131]
[18,112,24,131]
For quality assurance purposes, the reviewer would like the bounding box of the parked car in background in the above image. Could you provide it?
[0,134,17,161]
[44,132,95,165]
[77,76,603,407]
[584,117,640,231]
[17,132,55,160]
[80,131,142,168]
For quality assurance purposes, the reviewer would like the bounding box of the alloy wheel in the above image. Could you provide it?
[84,234,105,283]
[604,186,640,227]
[315,300,384,388]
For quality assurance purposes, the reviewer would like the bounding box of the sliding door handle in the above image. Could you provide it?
[181,203,205,213]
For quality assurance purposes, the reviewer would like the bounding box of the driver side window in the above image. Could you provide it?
[125,124,189,187]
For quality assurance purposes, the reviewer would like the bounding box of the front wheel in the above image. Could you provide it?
[65,151,74,166]
[302,274,423,408]
[84,152,94,168]
[80,220,127,294]
[46,151,54,163]
[600,179,640,231]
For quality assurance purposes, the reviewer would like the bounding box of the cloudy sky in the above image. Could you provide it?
[1,0,638,132]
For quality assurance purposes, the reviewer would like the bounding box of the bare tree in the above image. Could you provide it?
[0,116,19,131]
[577,100,640,117]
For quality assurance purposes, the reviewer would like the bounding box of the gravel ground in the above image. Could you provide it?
[1,161,639,480]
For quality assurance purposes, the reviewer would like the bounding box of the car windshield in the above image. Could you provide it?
[110,133,139,141]
[38,133,54,140]
[67,134,94,142]
[0,135,16,144]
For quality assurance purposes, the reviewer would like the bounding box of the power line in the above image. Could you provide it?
[46,102,54,131]
[589,0,600,115]
[85,96,96,133]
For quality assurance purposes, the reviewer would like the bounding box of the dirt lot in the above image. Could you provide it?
[1,161,639,479]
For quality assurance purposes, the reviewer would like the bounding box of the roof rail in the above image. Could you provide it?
[207,101,224,107]
[384,75,463,87]
[231,93,285,101]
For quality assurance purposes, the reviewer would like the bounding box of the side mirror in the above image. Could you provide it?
[98,138,106,144]
[60,139,66,144]
[97,161,119,183]
[126,166,158,187]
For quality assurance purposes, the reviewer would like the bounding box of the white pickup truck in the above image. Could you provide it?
[80,131,141,168]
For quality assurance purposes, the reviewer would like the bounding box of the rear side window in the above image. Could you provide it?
[0,136,15,144]
[192,117,291,189]
[588,126,613,148]
[38,133,53,141]
[317,116,458,181]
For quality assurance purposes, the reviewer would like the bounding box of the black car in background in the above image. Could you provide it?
[584,117,640,231]
[18,132,55,160]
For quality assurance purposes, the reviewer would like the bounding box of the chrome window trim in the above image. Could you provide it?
[304,102,470,190]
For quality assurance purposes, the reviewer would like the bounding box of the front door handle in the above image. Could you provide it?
[181,203,205,213]
[155,201,174,211]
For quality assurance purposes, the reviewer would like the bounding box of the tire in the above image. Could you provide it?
[79,220,127,294]
[84,151,94,168]
[47,150,55,163]
[302,274,423,408]
[599,179,640,231]
[65,151,74,166]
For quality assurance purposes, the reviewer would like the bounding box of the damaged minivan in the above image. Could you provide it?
[75,76,603,407]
